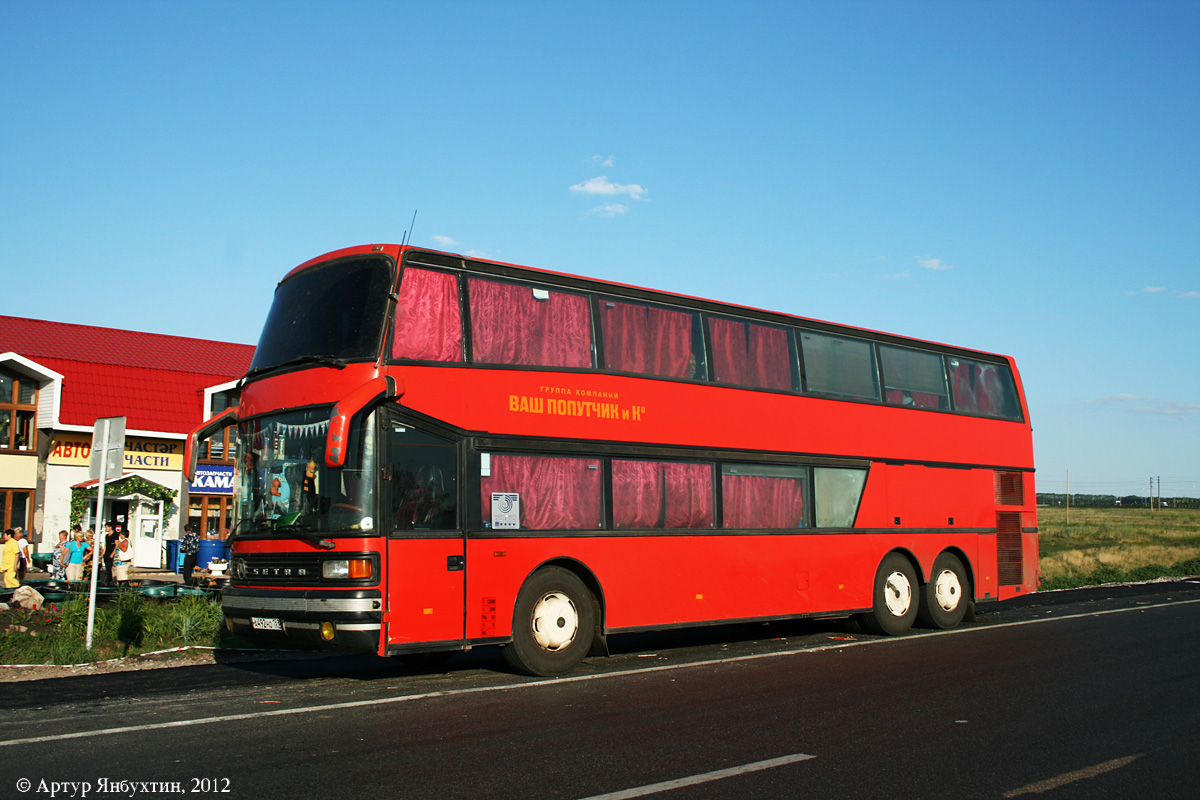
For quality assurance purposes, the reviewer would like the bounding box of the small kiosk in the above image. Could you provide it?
[72,474,173,570]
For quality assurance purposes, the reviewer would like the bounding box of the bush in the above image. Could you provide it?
[2,593,228,665]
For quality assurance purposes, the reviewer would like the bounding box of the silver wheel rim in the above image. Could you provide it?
[883,570,913,617]
[530,591,579,651]
[933,568,962,613]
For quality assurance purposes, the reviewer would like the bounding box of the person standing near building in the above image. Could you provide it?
[180,523,200,586]
[49,530,69,581]
[65,529,90,582]
[101,522,118,586]
[14,527,31,581]
[113,529,133,583]
[0,529,19,589]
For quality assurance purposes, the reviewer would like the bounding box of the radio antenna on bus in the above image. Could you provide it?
[401,210,418,247]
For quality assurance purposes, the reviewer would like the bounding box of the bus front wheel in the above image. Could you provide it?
[917,552,970,630]
[859,553,919,636]
[503,566,596,677]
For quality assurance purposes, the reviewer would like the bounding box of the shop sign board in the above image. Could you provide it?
[190,464,235,494]
[50,433,183,471]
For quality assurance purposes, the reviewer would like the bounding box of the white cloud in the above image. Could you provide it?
[1125,287,1200,298]
[570,176,648,201]
[917,256,953,271]
[1092,394,1143,404]
[1138,402,1200,417]
[589,155,616,168]
[590,203,628,217]
[431,235,458,247]
[1090,394,1199,418]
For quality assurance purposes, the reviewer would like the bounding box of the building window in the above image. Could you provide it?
[0,367,38,452]
[189,495,233,538]
[0,489,32,530]
[199,388,239,463]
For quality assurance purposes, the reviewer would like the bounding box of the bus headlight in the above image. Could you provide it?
[322,558,373,580]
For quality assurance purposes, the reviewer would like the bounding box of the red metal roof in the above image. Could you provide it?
[0,316,255,434]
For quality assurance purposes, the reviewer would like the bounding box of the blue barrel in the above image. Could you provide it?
[165,539,182,574]
[197,539,230,569]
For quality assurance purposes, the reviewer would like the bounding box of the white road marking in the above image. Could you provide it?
[1002,754,1142,796]
[3,597,1198,748]
[575,753,816,800]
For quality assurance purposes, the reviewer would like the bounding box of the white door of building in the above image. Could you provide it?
[132,498,164,569]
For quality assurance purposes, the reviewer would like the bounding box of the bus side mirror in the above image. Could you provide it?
[326,376,402,469]
[185,407,239,482]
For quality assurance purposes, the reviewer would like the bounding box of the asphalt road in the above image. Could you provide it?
[2,580,1199,800]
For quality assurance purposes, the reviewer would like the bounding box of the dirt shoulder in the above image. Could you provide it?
[0,645,335,683]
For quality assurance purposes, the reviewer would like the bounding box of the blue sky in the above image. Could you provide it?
[2,1,1197,497]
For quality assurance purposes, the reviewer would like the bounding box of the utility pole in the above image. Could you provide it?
[1066,470,1070,524]
[1150,477,1155,511]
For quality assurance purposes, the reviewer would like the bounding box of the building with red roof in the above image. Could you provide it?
[0,315,254,562]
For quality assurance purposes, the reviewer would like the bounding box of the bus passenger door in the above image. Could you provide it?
[383,421,465,650]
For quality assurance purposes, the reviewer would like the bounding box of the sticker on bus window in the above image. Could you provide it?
[492,493,520,529]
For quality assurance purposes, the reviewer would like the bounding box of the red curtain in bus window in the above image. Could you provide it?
[662,462,714,528]
[722,474,806,529]
[468,279,592,368]
[708,317,747,385]
[612,460,663,529]
[746,324,790,390]
[977,365,1003,415]
[708,318,790,390]
[948,359,979,412]
[613,461,714,529]
[481,455,601,530]
[392,268,463,361]
[601,301,694,378]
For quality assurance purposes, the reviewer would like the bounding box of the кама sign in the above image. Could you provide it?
[190,464,235,494]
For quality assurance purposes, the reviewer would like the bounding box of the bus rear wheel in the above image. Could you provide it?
[503,566,596,677]
[859,553,919,636]
[917,552,969,630]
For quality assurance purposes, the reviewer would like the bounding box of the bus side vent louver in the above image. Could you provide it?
[994,470,1024,506]
[996,511,1023,586]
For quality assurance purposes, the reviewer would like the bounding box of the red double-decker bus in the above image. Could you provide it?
[186,244,1037,676]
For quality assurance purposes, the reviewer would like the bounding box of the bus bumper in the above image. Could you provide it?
[221,586,383,652]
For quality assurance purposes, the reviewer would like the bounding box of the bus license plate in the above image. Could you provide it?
[251,617,282,631]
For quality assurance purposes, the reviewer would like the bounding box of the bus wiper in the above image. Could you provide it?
[225,518,253,549]
[245,355,349,380]
[272,521,336,550]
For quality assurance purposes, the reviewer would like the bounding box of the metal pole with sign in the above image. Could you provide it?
[86,416,125,650]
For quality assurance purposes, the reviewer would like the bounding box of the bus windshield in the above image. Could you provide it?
[249,256,394,374]
[234,407,377,536]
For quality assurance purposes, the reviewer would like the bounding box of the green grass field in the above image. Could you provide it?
[1037,505,1200,589]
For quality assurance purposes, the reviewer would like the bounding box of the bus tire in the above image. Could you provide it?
[859,553,919,636]
[503,566,596,677]
[917,552,969,630]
